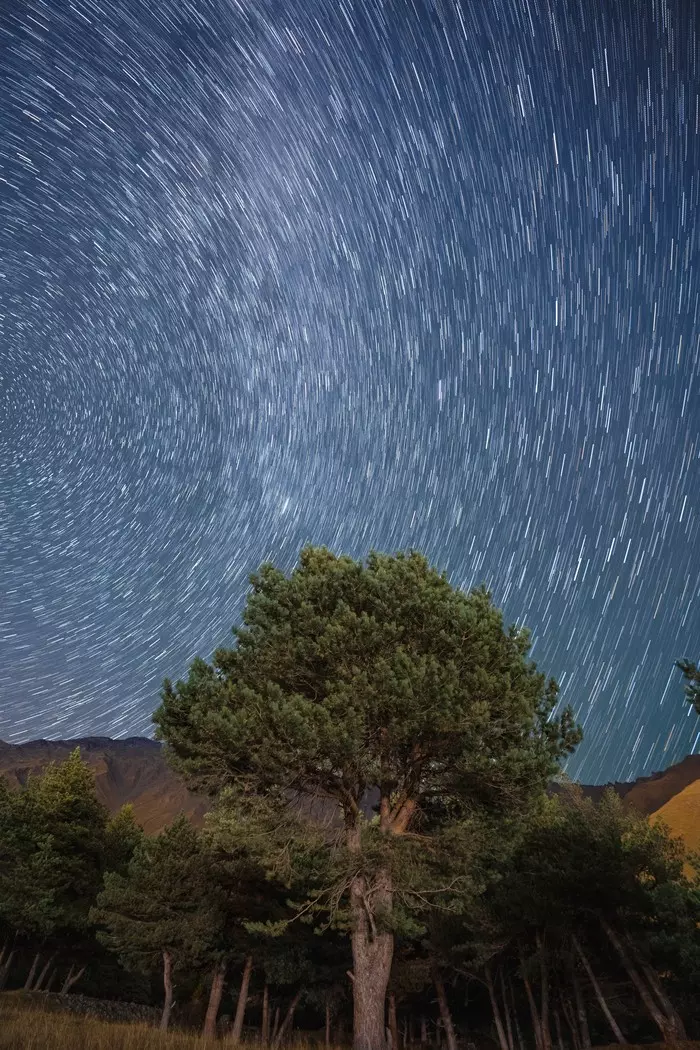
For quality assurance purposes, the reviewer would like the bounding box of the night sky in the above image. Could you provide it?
[2,0,699,785]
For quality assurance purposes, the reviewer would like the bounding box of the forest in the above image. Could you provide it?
[1,547,700,1049]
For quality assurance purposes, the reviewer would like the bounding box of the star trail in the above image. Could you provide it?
[1,0,699,784]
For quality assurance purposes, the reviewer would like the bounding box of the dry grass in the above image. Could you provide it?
[0,995,216,1050]
[0,995,341,1050]
[3,998,699,1050]
[592,1046,700,1050]
[651,779,700,862]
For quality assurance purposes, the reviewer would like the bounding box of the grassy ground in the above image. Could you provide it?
[0,994,343,1050]
[2,997,700,1050]
[0,995,217,1049]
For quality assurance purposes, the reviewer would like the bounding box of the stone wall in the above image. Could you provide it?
[21,990,160,1025]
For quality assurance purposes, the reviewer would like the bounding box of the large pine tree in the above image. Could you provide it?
[155,546,581,1050]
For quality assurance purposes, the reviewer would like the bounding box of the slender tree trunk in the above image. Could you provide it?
[520,954,543,1050]
[160,951,174,1032]
[33,952,56,992]
[326,998,332,1049]
[571,934,625,1044]
[61,964,85,995]
[271,1006,281,1044]
[553,1008,564,1050]
[262,982,270,1044]
[513,1002,526,1050]
[432,963,457,1050]
[61,965,74,994]
[420,1017,428,1045]
[388,992,400,1050]
[0,949,15,991]
[485,963,511,1050]
[508,976,525,1050]
[560,996,580,1050]
[536,933,551,1050]
[600,918,675,1040]
[45,968,57,992]
[23,953,40,991]
[272,989,302,1048]
[230,955,253,1043]
[626,937,688,1041]
[203,959,227,1039]
[499,968,514,1050]
[571,963,590,1050]
[348,821,394,1050]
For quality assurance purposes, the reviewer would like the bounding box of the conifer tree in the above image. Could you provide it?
[103,805,144,877]
[92,816,222,1030]
[0,777,58,943]
[155,546,581,1050]
[457,787,700,1044]
[676,658,700,716]
[24,748,110,940]
[0,749,113,992]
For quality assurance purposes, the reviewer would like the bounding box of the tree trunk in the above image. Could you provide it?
[262,982,270,1044]
[24,952,41,991]
[513,1002,526,1050]
[272,1006,281,1044]
[61,964,86,995]
[420,1017,428,1045]
[272,989,302,1049]
[536,933,551,1050]
[61,965,74,994]
[626,937,687,1041]
[485,962,511,1050]
[560,996,580,1050]
[553,1009,564,1050]
[571,934,625,1044]
[230,954,253,1043]
[45,968,57,992]
[0,949,15,991]
[432,963,457,1050]
[388,992,400,1050]
[509,976,525,1050]
[33,952,56,992]
[326,998,332,1049]
[160,951,174,1032]
[520,953,543,1050]
[349,857,394,1050]
[600,918,675,1041]
[499,968,514,1050]
[203,959,227,1039]
[571,963,591,1050]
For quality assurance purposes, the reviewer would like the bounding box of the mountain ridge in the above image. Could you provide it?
[1,737,698,843]
[0,736,208,834]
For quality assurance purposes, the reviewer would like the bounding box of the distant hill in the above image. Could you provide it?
[551,754,700,817]
[0,737,698,843]
[649,774,700,854]
[0,737,208,834]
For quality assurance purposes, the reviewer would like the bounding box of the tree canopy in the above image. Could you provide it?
[155,546,581,1050]
[677,658,700,716]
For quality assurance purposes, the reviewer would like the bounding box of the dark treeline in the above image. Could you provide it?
[1,547,699,1048]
